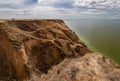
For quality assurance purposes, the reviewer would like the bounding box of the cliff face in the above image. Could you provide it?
[0,19,120,81]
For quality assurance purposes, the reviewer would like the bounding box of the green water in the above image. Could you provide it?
[65,19,120,65]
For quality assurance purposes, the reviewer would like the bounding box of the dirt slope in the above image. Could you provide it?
[0,19,120,81]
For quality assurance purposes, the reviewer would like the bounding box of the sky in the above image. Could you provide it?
[0,0,120,19]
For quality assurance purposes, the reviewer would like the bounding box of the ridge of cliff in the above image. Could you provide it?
[0,19,120,81]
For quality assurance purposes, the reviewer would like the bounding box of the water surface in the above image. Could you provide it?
[64,19,120,65]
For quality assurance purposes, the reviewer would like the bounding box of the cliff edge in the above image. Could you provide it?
[0,19,120,81]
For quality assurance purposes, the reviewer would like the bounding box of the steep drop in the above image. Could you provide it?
[0,19,119,81]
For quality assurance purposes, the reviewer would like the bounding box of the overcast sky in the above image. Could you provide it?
[0,0,120,19]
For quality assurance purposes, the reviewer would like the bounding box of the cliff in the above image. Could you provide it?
[0,19,120,81]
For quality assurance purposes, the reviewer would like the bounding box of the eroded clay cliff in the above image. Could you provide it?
[0,19,120,81]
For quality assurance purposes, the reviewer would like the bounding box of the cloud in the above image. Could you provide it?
[38,0,120,10]
[24,0,38,5]
[0,0,120,19]
[0,0,37,4]
[73,0,120,10]
[38,0,74,8]
[0,0,25,5]
[0,0,36,18]
[0,0,37,9]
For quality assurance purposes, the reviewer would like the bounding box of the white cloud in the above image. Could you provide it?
[0,0,25,4]
[0,0,120,19]
[38,0,74,8]
[73,0,120,9]
[37,0,120,10]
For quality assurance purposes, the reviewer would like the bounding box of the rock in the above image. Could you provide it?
[0,19,119,81]
[40,53,120,81]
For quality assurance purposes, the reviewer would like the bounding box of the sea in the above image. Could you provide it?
[64,19,120,65]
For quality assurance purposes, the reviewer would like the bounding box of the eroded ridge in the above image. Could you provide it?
[0,19,91,81]
[1,19,119,81]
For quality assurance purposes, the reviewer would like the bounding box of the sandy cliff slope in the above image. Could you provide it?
[0,19,120,81]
